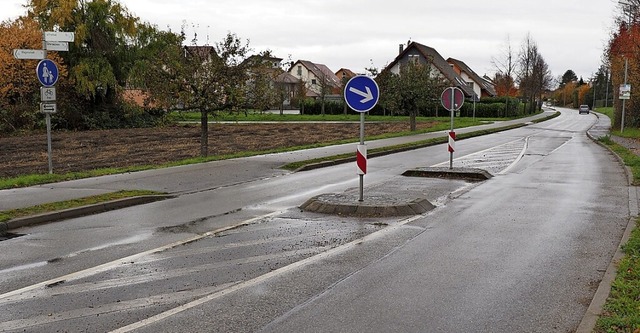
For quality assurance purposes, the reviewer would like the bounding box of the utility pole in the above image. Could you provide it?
[592,76,597,111]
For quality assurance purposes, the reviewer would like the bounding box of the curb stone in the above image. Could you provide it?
[3,195,175,231]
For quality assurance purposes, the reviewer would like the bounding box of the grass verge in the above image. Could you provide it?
[596,217,640,332]
[596,133,640,332]
[0,190,162,223]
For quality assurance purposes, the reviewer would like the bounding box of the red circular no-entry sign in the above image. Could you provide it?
[441,87,465,111]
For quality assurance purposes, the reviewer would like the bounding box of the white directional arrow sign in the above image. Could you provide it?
[44,31,75,42]
[344,75,380,113]
[45,41,69,51]
[348,86,374,103]
[13,49,46,60]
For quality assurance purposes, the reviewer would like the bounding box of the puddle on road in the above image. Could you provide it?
[0,232,24,242]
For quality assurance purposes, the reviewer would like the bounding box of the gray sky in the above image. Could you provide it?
[5,0,620,83]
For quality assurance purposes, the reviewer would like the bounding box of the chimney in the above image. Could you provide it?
[399,44,404,54]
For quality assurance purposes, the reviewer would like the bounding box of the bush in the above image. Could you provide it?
[459,97,521,118]
[301,100,353,115]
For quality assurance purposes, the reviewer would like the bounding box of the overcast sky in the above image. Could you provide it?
[5,0,621,83]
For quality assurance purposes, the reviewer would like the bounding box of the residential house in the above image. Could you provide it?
[447,58,497,99]
[183,45,217,61]
[243,54,283,70]
[242,54,300,109]
[335,68,357,86]
[288,60,342,98]
[383,41,476,98]
[274,71,300,109]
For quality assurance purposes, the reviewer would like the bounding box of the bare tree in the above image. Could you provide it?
[517,33,552,113]
[317,72,334,116]
[491,35,519,116]
[491,35,517,97]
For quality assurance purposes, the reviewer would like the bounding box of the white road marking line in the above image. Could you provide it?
[1,283,238,331]
[0,211,283,303]
[109,213,428,333]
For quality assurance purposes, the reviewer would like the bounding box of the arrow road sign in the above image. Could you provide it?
[349,86,374,103]
[36,59,59,87]
[344,75,380,113]
[40,102,57,114]
[13,49,46,60]
[45,41,69,52]
[44,31,75,42]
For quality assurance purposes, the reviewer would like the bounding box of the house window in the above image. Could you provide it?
[311,79,317,85]
[297,66,302,76]
[408,54,419,64]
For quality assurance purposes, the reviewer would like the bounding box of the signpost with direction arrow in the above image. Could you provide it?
[44,31,75,42]
[441,87,465,169]
[12,31,74,174]
[344,75,380,202]
[13,49,46,60]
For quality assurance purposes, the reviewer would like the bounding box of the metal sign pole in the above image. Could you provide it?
[359,112,365,202]
[14,30,73,175]
[344,75,379,203]
[450,89,454,169]
[43,32,53,174]
[46,114,53,174]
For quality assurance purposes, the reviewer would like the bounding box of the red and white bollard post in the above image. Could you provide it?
[448,131,455,169]
[357,144,367,201]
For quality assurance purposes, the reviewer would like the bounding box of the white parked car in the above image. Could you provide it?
[578,105,590,114]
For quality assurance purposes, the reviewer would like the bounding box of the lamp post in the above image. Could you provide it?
[605,71,610,108]
[618,0,635,133]
[622,57,629,133]
[592,76,597,111]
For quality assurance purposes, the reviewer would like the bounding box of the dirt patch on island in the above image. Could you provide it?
[0,122,436,178]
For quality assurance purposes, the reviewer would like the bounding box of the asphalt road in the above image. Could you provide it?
[0,108,631,332]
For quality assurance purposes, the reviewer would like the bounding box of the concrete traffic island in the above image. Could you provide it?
[402,167,493,181]
[300,193,435,217]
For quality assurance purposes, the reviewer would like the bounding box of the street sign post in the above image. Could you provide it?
[40,102,57,114]
[36,59,59,87]
[44,31,75,42]
[344,75,380,202]
[13,49,46,60]
[13,31,73,174]
[441,87,465,169]
[620,84,631,100]
[45,41,69,52]
[344,75,380,113]
[41,87,56,102]
[441,86,465,112]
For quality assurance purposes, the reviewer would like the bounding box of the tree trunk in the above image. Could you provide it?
[200,110,208,157]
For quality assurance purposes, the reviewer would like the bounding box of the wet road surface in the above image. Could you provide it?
[0,109,631,332]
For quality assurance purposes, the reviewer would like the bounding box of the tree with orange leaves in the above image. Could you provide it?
[0,16,66,132]
[608,5,640,129]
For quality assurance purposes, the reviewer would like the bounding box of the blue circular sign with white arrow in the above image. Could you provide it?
[344,75,380,113]
[36,59,59,87]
